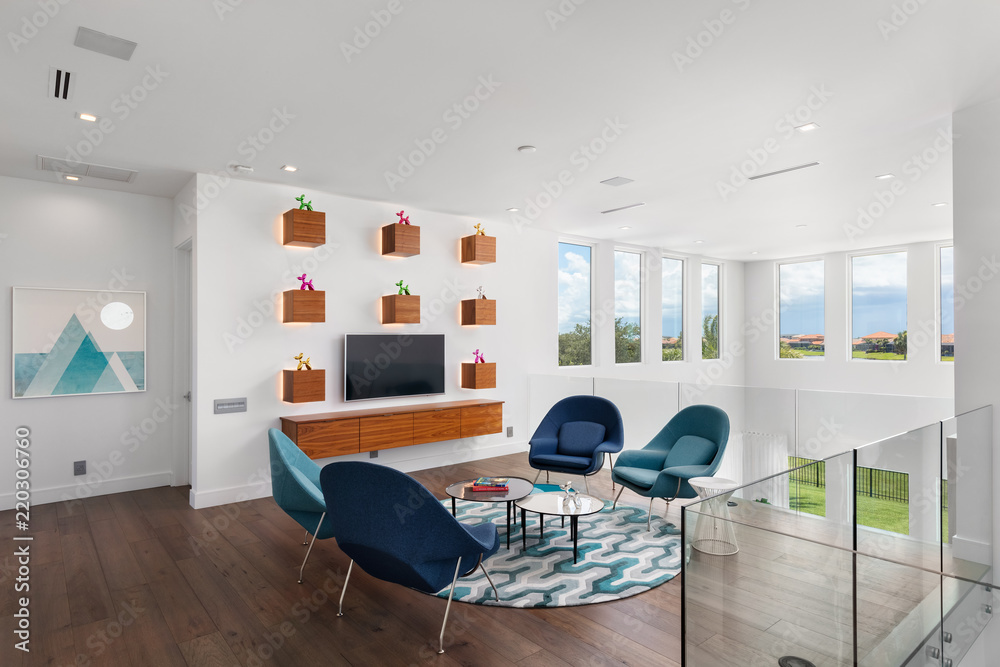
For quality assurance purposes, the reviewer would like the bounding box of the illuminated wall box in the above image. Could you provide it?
[12,287,146,398]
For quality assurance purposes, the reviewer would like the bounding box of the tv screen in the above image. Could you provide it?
[344,333,445,401]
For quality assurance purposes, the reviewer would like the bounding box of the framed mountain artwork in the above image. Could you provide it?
[12,287,146,398]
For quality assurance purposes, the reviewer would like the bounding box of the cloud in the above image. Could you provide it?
[614,251,641,320]
[558,244,592,332]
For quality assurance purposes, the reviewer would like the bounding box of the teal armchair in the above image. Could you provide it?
[268,428,334,583]
[611,405,730,529]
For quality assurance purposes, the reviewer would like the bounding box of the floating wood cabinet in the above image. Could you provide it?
[382,294,420,324]
[280,399,504,459]
[461,299,496,325]
[461,235,496,264]
[282,369,326,403]
[283,209,326,247]
[381,224,420,256]
[283,290,325,322]
[461,362,496,390]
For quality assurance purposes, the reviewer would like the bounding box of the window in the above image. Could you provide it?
[851,251,907,361]
[557,242,592,366]
[662,257,684,361]
[778,260,825,358]
[941,246,954,362]
[614,250,642,363]
[702,263,720,359]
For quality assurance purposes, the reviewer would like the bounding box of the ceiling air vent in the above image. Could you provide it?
[74,27,137,61]
[48,67,75,100]
[36,155,137,183]
[600,176,635,187]
[748,161,821,181]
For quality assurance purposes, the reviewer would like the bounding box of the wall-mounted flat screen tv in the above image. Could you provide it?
[344,333,445,401]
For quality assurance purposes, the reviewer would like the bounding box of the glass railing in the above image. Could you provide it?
[681,405,993,667]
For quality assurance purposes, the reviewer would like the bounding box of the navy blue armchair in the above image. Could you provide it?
[268,428,334,583]
[320,461,500,654]
[611,405,730,529]
[527,395,625,494]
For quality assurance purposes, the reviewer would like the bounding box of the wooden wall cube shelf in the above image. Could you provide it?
[283,290,325,322]
[461,362,496,389]
[283,209,326,247]
[382,294,420,323]
[282,369,326,403]
[461,299,496,325]
[461,235,496,264]
[381,224,420,256]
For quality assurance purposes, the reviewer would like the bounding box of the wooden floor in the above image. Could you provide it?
[0,453,685,667]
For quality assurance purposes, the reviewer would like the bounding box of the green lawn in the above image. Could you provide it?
[852,351,906,360]
[788,483,948,540]
[800,350,825,356]
[942,356,954,362]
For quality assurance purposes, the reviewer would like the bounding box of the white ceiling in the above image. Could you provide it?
[3,0,999,260]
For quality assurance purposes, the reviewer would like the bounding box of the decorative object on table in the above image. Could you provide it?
[473,349,485,363]
[294,353,312,371]
[477,286,487,300]
[396,210,410,225]
[447,477,533,550]
[395,280,410,295]
[469,476,508,492]
[13,287,146,398]
[474,223,486,236]
[320,461,500,654]
[611,404,730,530]
[435,490,681,608]
[295,194,313,211]
[297,274,314,290]
[527,396,624,495]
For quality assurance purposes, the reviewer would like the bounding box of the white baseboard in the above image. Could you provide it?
[952,535,993,567]
[0,471,174,511]
[188,440,530,510]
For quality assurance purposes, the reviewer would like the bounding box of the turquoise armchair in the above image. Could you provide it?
[611,405,730,529]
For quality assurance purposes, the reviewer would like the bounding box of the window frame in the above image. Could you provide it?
[776,257,826,362]
[556,239,596,368]
[847,248,909,363]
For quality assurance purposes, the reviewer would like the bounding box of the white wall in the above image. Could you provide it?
[188,175,552,507]
[744,242,954,399]
[0,175,176,509]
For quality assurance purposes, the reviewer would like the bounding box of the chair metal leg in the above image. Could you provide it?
[438,558,464,654]
[479,562,500,601]
[583,475,591,495]
[608,453,616,492]
[298,511,325,583]
[647,497,654,531]
[546,471,550,483]
[612,486,625,509]
[532,469,542,486]
[337,560,353,617]
[302,530,309,546]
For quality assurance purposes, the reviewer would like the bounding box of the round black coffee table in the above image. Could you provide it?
[445,477,534,548]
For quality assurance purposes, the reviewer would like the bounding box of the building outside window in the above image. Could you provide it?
[851,251,907,361]
[778,260,825,359]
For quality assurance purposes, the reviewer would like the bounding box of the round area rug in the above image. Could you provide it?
[434,486,681,608]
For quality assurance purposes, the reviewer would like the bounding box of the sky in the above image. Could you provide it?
[702,264,718,321]
[614,250,641,329]
[662,258,683,339]
[851,252,907,338]
[941,246,954,335]
[558,242,591,333]
[779,260,824,337]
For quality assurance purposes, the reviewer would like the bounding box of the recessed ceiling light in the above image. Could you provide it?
[280,165,298,172]
[694,240,704,244]
[506,207,519,212]
[795,224,808,229]
[230,164,254,174]
[875,173,895,180]
[751,251,759,255]
[601,176,634,187]
[619,226,631,230]
[932,202,949,207]
[77,112,98,122]
[601,202,645,214]
[517,145,536,153]
[795,122,820,132]
[64,175,80,181]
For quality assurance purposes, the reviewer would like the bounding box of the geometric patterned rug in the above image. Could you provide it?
[433,486,682,608]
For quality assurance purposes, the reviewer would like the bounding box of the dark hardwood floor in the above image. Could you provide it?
[0,453,683,666]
